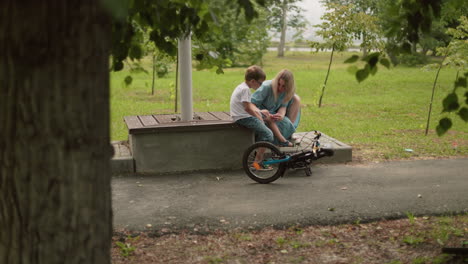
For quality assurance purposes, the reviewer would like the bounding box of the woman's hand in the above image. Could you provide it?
[271,113,284,121]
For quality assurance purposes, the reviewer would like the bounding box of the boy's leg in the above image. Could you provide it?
[236,117,274,169]
[236,117,273,143]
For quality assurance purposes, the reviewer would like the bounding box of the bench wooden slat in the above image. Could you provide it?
[139,115,159,126]
[156,120,234,127]
[124,112,242,134]
[195,112,220,121]
[124,116,143,129]
[154,114,178,123]
[210,111,232,121]
[127,120,241,134]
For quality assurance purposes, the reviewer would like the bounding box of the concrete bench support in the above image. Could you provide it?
[125,112,254,173]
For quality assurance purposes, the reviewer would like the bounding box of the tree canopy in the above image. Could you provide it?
[109,0,266,72]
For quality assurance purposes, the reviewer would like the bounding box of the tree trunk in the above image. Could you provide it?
[277,0,288,57]
[0,1,112,263]
[318,44,335,108]
[425,59,444,136]
[362,33,368,57]
[152,54,156,95]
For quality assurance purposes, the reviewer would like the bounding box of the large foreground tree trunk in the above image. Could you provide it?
[0,1,112,263]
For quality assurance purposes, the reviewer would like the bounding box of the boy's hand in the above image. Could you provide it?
[260,110,271,121]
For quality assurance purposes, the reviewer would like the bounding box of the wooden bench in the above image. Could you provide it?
[124,112,254,173]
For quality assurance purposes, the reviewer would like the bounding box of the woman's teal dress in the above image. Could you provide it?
[251,80,300,144]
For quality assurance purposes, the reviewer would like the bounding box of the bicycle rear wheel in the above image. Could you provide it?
[242,142,286,184]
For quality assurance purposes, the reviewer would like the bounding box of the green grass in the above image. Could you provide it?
[111,51,467,161]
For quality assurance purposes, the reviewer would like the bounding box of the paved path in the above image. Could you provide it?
[112,158,468,232]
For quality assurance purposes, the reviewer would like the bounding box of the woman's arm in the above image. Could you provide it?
[271,106,286,121]
[251,83,270,107]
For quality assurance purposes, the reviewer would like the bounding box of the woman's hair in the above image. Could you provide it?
[272,69,295,103]
[245,65,266,82]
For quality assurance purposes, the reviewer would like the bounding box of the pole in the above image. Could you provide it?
[178,35,193,121]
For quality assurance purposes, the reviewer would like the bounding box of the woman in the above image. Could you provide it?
[251,69,301,147]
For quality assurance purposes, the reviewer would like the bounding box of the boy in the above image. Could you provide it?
[230,65,273,143]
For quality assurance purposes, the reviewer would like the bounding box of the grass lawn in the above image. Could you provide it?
[111,51,467,162]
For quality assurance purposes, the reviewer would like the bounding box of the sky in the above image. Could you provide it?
[267,0,326,41]
[292,0,326,41]
[297,0,326,26]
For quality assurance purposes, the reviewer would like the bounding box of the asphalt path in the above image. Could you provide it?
[112,158,468,232]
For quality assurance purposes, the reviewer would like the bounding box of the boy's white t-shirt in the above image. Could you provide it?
[230,82,253,121]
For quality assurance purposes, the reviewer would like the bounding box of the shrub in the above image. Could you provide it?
[397,53,429,66]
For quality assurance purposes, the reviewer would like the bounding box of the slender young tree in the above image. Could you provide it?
[314,3,355,107]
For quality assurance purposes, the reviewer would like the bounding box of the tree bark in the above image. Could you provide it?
[362,33,368,57]
[0,1,112,263]
[318,44,335,108]
[277,0,288,57]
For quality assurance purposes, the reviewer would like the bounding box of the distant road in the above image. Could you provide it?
[267,47,361,52]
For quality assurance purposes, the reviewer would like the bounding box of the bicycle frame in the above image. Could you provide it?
[262,132,330,169]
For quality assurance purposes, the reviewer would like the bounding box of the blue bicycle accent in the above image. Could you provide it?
[263,156,291,165]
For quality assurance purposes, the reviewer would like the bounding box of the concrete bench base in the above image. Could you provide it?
[130,126,253,173]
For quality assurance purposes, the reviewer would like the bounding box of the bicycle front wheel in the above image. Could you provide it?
[242,142,286,184]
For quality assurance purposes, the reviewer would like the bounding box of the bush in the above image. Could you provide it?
[397,53,429,66]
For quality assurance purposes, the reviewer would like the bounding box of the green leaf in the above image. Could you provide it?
[195,53,204,61]
[370,64,378,75]
[356,68,369,83]
[455,77,467,88]
[465,91,468,104]
[113,61,124,71]
[115,241,125,248]
[380,58,391,69]
[129,44,143,60]
[366,53,379,68]
[442,93,459,112]
[124,75,133,86]
[458,107,468,122]
[344,55,359,63]
[347,65,358,75]
[436,118,452,136]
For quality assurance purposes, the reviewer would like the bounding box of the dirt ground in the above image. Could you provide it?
[112,211,467,263]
